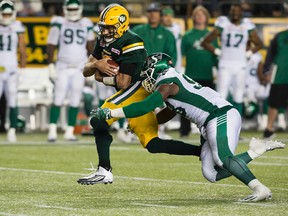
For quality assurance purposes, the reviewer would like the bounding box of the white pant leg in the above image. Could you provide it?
[69,67,85,107]
[201,108,242,181]
[97,82,116,101]
[216,66,233,99]
[53,62,70,106]
[6,71,18,107]
[231,67,247,103]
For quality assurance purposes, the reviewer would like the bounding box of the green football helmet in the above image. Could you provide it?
[63,0,83,21]
[0,0,16,26]
[243,101,259,119]
[141,52,173,92]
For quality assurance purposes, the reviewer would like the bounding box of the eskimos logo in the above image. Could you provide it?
[118,14,126,23]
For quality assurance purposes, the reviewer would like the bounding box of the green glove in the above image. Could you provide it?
[90,108,112,120]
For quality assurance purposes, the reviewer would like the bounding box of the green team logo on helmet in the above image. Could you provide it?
[141,52,173,92]
[118,14,126,23]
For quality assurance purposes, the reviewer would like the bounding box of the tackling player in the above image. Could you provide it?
[0,0,26,142]
[47,0,95,142]
[93,52,285,202]
[201,4,263,115]
[77,4,201,185]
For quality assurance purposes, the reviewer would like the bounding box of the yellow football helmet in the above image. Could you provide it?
[98,4,129,42]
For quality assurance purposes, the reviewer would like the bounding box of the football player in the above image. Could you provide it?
[0,0,26,142]
[77,4,201,185]
[93,52,285,202]
[201,4,263,115]
[47,0,95,142]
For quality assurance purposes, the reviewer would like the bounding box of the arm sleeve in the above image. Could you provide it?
[122,91,164,118]
[263,33,278,73]
[91,38,102,59]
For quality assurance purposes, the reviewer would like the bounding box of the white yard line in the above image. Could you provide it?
[233,201,276,207]
[0,212,27,216]
[0,167,287,191]
[33,204,78,211]
[132,202,178,208]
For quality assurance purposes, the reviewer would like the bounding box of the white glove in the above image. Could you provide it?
[48,63,57,83]
[214,48,221,56]
[245,50,253,59]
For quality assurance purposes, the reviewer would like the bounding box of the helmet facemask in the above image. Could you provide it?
[97,24,117,43]
[63,0,83,21]
[141,68,157,92]
[0,0,16,26]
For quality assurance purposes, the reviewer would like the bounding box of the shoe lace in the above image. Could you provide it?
[84,162,98,174]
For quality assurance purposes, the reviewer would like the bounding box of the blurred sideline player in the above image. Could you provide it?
[243,52,270,130]
[0,0,26,142]
[92,52,285,201]
[47,0,95,142]
[201,3,263,115]
[77,4,201,185]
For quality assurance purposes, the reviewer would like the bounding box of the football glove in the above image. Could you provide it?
[90,108,112,120]
[48,63,57,83]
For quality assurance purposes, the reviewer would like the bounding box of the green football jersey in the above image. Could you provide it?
[92,30,147,83]
[181,28,218,80]
[155,67,231,128]
[264,30,288,84]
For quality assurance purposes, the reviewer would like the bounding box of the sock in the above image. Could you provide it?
[146,137,201,156]
[222,156,256,185]
[9,107,17,128]
[68,106,79,126]
[50,105,60,124]
[83,93,94,116]
[118,118,125,129]
[90,117,113,170]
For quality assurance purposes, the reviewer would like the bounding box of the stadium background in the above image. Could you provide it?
[9,0,288,131]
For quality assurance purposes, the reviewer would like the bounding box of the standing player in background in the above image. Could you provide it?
[47,0,95,142]
[201,3,263,115]
[77,4,201,185]
[243,52,270,130]
[180,5,218,137]
[0,0,26,142]
[132,2,177,139]
[161,6,182,73]
[259,28,288,139]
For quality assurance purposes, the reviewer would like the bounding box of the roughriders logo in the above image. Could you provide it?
[118,14,126,23]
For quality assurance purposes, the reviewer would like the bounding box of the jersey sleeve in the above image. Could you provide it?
[243,18,256,32]
[118,36,145,64]
[47,16,62,45]
[14,21,25,34]
[82,17,95,41]
[215,16,228,32]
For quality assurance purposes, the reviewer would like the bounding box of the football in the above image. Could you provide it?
[107,59,120,72]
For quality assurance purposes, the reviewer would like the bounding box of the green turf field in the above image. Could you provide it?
[0,131,287,216]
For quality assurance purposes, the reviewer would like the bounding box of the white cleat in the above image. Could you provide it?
[77,165,113,185]
[117,128,132,143]
[249,137,285,158]
[240,185,272,202]
[7,128,17,143]
[47,123,57,142]
[63,126,78,141]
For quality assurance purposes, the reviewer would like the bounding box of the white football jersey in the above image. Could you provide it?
[155,68,231,128]
[0,20,25,68]
[47,16,94,65]
[215,16,255,67]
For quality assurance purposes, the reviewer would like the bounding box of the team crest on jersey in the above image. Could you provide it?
[111,47,120,55]
[118,14,126,24]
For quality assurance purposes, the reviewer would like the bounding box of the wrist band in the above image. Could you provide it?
[103,76,116,86]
